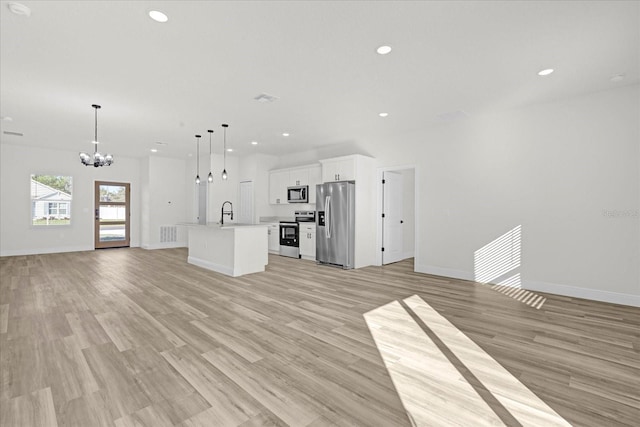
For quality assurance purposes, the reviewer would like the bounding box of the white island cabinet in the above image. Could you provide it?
[183,224,268,277]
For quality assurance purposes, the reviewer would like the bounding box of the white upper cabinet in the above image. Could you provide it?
[320,156,357,182]
[289,168,309,186]
[307,165,321,204]
[268,164,321,205]
[268,170,289,204]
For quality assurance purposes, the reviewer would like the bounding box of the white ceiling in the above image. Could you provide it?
[1,1,638,160]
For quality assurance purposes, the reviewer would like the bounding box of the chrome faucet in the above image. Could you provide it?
[221,201,233,225]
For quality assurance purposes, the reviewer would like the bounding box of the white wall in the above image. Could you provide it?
[389,84,639,305]
[140,156,188,249]
[271,84,639,305]
[184,153,241,225]
[238,153,279,222]
[401,169,415,258]
[0,144,141,255]
[2,85,637,305]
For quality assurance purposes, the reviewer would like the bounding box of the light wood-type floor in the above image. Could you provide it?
[1,248,638,426]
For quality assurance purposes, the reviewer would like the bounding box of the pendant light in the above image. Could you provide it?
[79,104,114,167]
[221,123,229,180]
[195,134,201,184]
[207,129,214,183]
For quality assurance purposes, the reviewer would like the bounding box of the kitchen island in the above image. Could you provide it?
[181,224,268,277]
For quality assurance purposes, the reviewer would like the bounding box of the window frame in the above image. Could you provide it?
[30,174,73,227]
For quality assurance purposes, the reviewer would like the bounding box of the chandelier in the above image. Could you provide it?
[80,104,114,167]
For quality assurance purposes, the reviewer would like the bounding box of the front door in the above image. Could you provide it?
[95,181,130,249]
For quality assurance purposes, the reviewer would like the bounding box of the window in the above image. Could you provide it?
[31,175,72,226]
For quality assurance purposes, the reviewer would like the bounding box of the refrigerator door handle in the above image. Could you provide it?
[325,196,331,238]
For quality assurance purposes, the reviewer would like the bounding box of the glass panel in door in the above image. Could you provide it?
[95,181,130,248]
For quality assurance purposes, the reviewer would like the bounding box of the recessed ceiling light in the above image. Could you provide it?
[610,73,626,82]
[282,133,290,137]
[251,141,258,145]
[538,68,554,76]
[379,112,389,117]
[148,10,168,23]
[91,140,99,145]
[150,149,158,153]
[377,45,392,55]
[7,2,31,17]
[1,116,13,122]
[227,148,233,152]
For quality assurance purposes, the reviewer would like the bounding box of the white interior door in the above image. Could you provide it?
[239,181,254,224]
[383,171,404,264]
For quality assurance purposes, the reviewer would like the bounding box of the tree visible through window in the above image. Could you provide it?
[31,174,72,226]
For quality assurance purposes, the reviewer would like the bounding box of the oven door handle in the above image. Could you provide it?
[325,196,331,238]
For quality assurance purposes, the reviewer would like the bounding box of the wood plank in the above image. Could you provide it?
[1,387,59,427]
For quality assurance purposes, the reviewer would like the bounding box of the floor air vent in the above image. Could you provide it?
[160,226,177,243]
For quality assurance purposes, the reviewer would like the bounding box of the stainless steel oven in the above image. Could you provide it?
[279,211,315,258]
[279,221,299,258]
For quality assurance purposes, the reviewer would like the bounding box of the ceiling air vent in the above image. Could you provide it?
[3,131,23,136]
[254,93,278,103]
[437,110,469,122]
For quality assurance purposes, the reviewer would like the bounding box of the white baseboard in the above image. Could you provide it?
[414,264,639,307]
[0,245,93,257]
[187,256,233,276]
[523,279,640,307]
[141,241,187,250]
[414,264,474,281]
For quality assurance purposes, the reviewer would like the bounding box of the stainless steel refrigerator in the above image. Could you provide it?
[316,181,355,269]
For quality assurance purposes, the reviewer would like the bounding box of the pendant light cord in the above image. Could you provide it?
[92,104,101,155]
[196,135,200,176]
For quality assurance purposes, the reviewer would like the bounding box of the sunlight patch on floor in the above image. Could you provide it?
[364,295,570,426]
[491,274,546,309]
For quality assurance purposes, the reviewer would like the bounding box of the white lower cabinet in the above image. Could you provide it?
[299,224,316,260]
[267,224,280,253]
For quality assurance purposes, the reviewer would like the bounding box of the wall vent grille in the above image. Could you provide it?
[160,226,177,243]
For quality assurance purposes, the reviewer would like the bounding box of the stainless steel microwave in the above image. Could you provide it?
[287,185,308,203]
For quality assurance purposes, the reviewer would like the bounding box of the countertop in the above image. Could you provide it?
[258,216,295,223]
[178,222,268,229]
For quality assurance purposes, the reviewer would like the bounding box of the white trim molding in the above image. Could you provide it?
[523,279,640,308]
[414,264,475,282]
[141,241,187,250]
[0,245,93,257]
[414,264,639,307]
[187,256,234,277]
